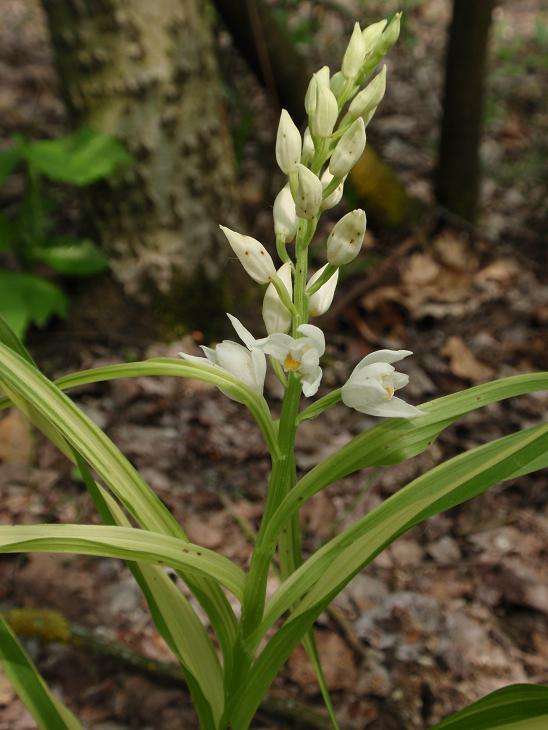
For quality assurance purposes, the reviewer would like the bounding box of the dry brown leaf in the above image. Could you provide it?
[475,258,521,286]
[287,632,357,694]
[402,253,440,287]
[441,336,495,382]
[433,231,478,272]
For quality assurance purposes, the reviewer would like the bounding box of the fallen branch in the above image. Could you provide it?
[2,607,350,730]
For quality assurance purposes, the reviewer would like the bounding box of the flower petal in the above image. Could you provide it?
[392,371,409,390]
[297,324,325,356]
[341,377,387,407]
[301,365,323,397]
[355,396,424,418]
[227,314,257,350]
[179,352,216,367]
[256,333,294,361]
[355,349,412,370]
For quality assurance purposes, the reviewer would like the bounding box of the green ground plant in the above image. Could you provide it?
[0,128,130,338]
[0,14,546,730]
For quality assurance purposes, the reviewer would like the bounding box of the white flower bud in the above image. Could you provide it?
[377,13,401,56]
[276,109,302,174]
[327,209,366,266]
[220,225,276,284]
[362,19,387,54]
[308,264,339,317]
[329,118,366,178]
[347,66,386,122]
[342,22,366,80]
[304,67,329,115]
[301,127,315,165]
[329,71,345,99]
[320,169,344,211]
[293,164,322,219]
[310,83,338,138]
[262,262,293,334]
[273,184,298,243]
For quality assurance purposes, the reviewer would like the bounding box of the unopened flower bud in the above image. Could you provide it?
[273,184,298,243]
[330,71,345,99]
[310,83,338,138]
[362,19,387,54]
[301,127,315,165]
[304,66,330,115]
[263,263,293,334]
[327,209,366,266]
[377,13,401,56]
[329,118,366,178]
[276,109,301,174]
[308,264,339,317]
[320,169,344,211]
[293,164,322,219]
[342,22,366,80]
[220,225,276,284]
[347,66,386,122]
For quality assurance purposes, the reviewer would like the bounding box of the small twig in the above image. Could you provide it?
[1,607,350,730]
[325,235,417,324]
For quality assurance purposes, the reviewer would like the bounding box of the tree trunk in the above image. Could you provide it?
[41,0,240,331]
[435,0,495,223]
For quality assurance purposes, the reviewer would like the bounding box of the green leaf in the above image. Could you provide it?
[0,147,21,186]
[0,313,36,364]
[34,237,109,275]
[74,455,223,728]
[0,614,83,730]
[0,524,245,600]
[21,129,132,185]
[0,271,68,337]
[0,212,14,252]
[0,345,239,667]
[264,373,548,547]
[226,424,548,729]
[0,358,279,459]
[428,683,548,729]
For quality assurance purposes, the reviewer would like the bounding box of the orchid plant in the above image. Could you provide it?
[0,13,547,730]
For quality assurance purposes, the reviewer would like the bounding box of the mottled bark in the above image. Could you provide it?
[41,0,240,327]
[435,0,495,222]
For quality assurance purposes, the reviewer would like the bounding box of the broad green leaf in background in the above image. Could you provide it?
[0,212,14,252]
[0,615,83,730]
[0,270,68,337]
[0,524,245,600]
[0,147,20,186]
[20,129,132,186]
[33,237,109,275]
[428,683,548,729]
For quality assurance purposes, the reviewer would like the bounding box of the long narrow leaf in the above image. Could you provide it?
[75,455,223,728]
[227,424,548,729]
[262,373,548,551]
[428,683,548,729]
[0,615,83,730]
[0,524,245,600]
[0,344,238,661]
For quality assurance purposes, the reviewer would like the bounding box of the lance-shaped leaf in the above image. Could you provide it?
[0,615,83,730]
[225,424,548,729]
[0,524,245,600]
[428,683,548,730]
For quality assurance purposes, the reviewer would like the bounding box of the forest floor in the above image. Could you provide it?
[0,1,547,729]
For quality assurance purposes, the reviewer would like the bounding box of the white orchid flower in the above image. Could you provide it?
[341,349,424,418]
[256,324,325,397]
[179,314,266,396]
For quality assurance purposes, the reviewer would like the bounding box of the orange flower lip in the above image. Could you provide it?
[284,353,302,371]
[383,385,395,400]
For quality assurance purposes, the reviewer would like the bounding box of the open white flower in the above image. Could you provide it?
[257,325,325,397]
[179,314,266,396]
[341,349,424,418]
